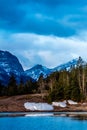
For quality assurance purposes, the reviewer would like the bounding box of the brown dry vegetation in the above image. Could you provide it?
[0,94,87,112]
[0,94,46,112]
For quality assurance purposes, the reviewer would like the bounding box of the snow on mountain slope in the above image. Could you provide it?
[25,64,51,80]
[0,50,31,84]
[0,50,85,84]
[25,58,84,81]
[53,58,79,71]
[53,57,85,72]
[0,50,24,75]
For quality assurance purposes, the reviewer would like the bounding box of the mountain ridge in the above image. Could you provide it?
[0,50,85,84]
[25,57,84,80]
[0,50,32,85]
[25,64,52,80]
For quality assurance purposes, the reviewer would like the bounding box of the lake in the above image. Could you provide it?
[0,112,87,130]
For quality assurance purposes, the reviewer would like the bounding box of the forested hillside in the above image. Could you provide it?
[0,57,87,102]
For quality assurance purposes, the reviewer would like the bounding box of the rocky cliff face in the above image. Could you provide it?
[0,50,31,85]
[0,50,24,75]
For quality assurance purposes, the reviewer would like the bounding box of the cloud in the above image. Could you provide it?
[0,31,87,69]
[0,0,87,70]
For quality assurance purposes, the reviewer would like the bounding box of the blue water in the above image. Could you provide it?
[0,113,87,130]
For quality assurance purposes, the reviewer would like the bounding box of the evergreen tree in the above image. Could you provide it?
[38,74,45,99]
[18,78,24,95]
[7,75,17,96]
[0,82,3,96]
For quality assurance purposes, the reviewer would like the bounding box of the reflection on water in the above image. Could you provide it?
[0,112,26,117]
[54,112,87,120]
[1,112,87,120]
[72,115,87,120]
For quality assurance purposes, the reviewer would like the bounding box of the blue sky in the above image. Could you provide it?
[0,0,87,70]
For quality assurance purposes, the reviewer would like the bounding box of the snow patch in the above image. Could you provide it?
[24,102,54,111]
[52,100,77,108]
[82,103,87,105]
[68,100,77,105]
[52,101,67,108]
[24,100,78,111]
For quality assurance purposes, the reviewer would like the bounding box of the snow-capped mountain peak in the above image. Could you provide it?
[53,58,79,71]
[0,50,85,84]
[25,57,85,81]
[25,64,51,80]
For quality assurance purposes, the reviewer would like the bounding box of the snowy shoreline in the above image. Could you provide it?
[24,100,78,111]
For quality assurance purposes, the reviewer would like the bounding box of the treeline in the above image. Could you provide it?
[37,57,87,102]
[0,57,87,102]
[0,75,38,96]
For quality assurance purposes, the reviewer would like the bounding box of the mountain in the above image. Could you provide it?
[0,50,85,84]
[25,64,51,81]
[0,50,31,85]
[25,58,84,80]
[0,50,24,75]
[0,66,9,84]
[53,57,86,72]
[53,58,79,72]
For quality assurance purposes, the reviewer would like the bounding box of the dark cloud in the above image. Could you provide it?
[19,16,75,37]
[0,0,25,31]
[27,0,87,6]
[0,0,87,37]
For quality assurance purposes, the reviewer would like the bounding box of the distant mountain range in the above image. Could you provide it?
[0,50,85,85]
[25,58,83,80]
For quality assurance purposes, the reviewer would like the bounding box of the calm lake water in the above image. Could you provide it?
[0,112,87,130]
